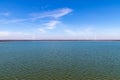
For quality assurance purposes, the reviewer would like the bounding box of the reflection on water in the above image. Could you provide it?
[0,41,120,80]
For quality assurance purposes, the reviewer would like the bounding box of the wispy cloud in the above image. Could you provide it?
[35,8,72,33]
[0,8,72,24]
[38,28,46,33]
[0,8,74,40]
[30,8,72,20]
[43,20,61,29]
[0,19,28,24]
[38,20,61,33]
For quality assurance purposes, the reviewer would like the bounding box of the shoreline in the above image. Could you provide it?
[0,40,120,42]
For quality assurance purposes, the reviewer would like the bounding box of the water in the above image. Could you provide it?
[0,41,120,80]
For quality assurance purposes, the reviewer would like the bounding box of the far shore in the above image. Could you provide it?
[0,40,120,42]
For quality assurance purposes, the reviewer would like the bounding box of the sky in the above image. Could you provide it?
[0,0,120,40]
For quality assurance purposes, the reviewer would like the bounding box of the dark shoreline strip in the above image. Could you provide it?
[0,40,120,42]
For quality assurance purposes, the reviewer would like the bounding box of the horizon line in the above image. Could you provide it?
[0,39,120,42]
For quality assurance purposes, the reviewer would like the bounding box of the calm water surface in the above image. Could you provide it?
[0,41,120,80]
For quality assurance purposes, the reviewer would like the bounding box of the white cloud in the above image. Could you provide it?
[0,8,72,24]
[38,28,46,33]
[37,20,61,33]
[44,20,61,29]
[30,8,72,20]
[0,18,28,24]
[35,8,72,33]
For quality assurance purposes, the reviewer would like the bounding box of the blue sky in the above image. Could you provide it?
[0,0,120,40]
